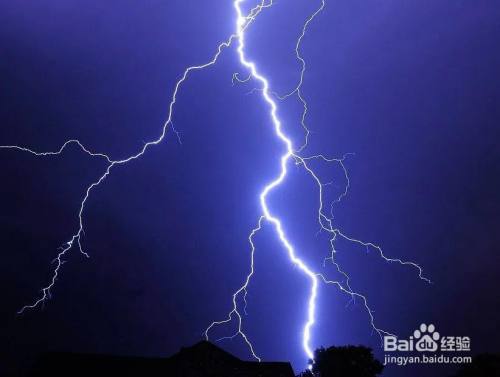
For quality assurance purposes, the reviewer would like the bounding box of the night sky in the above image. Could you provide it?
[1,1,499,377]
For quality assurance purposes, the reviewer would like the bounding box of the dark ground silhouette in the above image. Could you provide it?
[21,342,500,377]
[298,345,383,377]
[25,341,294,377]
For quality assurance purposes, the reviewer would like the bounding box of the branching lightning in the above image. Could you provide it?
[0,0,430,369]
[205,0,430,366]
[1,2,266,314]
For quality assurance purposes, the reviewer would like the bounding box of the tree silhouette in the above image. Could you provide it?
[300,345,383,377]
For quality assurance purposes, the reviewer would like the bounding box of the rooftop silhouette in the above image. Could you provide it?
[27,341,295,377]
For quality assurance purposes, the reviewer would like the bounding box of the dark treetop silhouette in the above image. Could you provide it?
[299,345,384,377]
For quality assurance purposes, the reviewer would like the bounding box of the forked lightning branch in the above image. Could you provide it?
[0,0,430,367]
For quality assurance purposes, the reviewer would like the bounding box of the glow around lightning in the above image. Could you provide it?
[208,0,321,361]
[1,1,266,314]
[205,0,430,364]
[0,0,430,368]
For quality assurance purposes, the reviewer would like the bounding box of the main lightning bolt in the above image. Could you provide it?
[205,0,430,367]
[0,0,430,369]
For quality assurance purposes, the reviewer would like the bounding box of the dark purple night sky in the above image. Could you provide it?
[1,1,499,376]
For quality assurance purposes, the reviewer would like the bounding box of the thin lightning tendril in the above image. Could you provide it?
[204,216,264,361]
[1,2,268,314]
[0,0,430,369]
[205,0,430,366]
[278,0,326,153]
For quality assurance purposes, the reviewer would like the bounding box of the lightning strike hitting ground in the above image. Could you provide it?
[0,0,430,369]
[204,0,430,366]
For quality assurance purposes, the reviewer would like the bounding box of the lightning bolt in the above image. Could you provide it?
[1,2,268,314]
[0,0,430,369]
[205,0,430,367]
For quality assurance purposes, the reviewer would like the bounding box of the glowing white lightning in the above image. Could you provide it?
[206,0,430,367]
[1,2,269,314]
[233,0,320,361]
[0,0,431,370]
